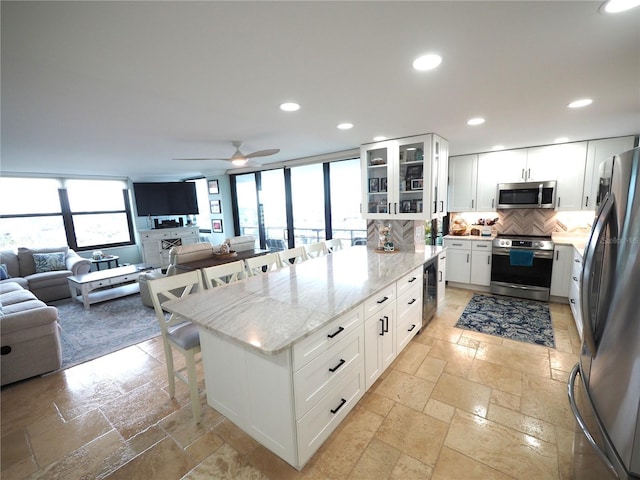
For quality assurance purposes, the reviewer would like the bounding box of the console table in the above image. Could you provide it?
[173,248,270,272]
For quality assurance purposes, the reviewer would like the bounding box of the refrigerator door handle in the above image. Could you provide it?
[568,363,620,479]
[580,192,616,356]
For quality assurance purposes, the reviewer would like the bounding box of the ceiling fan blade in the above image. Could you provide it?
[173,157,229,161]
[245,148,280,158]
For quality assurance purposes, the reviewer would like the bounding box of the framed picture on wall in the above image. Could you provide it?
[210,200,221,214]
[208,179,219,195]
[212,219,223,233]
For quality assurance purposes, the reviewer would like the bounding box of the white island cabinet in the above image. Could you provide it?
[163,246,442,470]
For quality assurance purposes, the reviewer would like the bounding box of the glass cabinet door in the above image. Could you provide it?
[397,139,426,215]
[364,142,392,215]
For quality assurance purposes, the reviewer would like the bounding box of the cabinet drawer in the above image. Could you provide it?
[443,238,471,250]
[293,304,364,371]
[396,282,422,318]
[110,273,139,284]
[396,288,422,352]
[297,363,364,466]
[472,241,492,251]
[363,284,396,318]
[396,266,422,298]
[294,325,363,419]
[571,253,583,280]
[87,279,110,290]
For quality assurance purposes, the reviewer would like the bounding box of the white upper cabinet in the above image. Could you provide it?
[476,149,528,210]
[583,136,636,210]
[448,154,478,212]
[526,142,587,211]
[361,134,448,219]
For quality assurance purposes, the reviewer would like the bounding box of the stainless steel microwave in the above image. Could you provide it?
[496,181,557,209]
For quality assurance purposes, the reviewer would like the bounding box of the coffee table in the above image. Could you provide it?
[67,264,153,310]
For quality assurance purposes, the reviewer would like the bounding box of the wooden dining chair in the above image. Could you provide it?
[245,252,283,276]
[305,241,328,258]
[147,270,204,422]
[202,260,246,288]
[279,246,308,266]
[325,238,343,253]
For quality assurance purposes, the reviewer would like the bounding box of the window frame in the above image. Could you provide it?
[0,177,136,251]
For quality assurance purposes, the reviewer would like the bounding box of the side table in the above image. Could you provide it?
[91,255,119,271]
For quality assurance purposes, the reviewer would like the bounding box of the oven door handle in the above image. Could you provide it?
[491,249,553,259]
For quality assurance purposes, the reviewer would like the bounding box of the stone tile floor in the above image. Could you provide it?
[1,287,581,479]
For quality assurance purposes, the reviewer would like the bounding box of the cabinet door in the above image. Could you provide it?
[526,143,587,210]
[397,135,432,218]
[364,302,396,390]
[448,154,478,212]
[550,245,573,298]
[476,149,527,210]
[434,135,449,217]
[470,241,492,286]
[446,249,471,284]
[437,252,447,305]
[583,136,636,210]
[362,141,394,218]
[480,149,528,183]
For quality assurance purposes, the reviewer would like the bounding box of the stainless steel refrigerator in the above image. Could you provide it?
[569,146,640,479]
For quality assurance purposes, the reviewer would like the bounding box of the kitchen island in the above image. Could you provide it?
[163,245,443,469]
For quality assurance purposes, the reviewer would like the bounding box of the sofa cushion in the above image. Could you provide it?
[33,252,66,273]
[0,288,40,306]
[0,264,10,280]
[26,270,73,289]
[17,246,69,276]
[0,250,20,277]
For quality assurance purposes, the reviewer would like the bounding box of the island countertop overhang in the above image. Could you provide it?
[163,245,444,355]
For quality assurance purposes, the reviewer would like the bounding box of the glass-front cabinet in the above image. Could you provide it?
[361,133,448,219]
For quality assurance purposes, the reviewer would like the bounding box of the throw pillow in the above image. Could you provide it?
[33,252,66,273]
[0,263,10,280]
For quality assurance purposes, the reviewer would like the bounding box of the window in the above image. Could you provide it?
[290,163,325,246]
[0,177,134,250]
[230,157,365,251]
[65,179,133,249]
[329,159,366,245]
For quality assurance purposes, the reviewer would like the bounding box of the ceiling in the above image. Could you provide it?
[2,1,639,181]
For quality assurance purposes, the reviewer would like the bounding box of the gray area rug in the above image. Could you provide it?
[455,293,555,348]
[52,295,160,369]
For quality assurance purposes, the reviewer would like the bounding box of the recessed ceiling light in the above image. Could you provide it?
[467,117,485,126]
[600,0,640,13]
[337,123,353,130]
[373,136,387,141]
[412,54,442,71]
[280,102,300,112]
[555,137,569,143]
[492,145,505,151]
[568,98,593,108]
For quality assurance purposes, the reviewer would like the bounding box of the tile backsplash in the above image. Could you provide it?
[451,209,594,236]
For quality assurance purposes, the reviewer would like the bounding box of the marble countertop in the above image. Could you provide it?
[163,245,443,355]
[551,232,589,257]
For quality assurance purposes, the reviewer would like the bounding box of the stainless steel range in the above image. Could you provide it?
[490,234,555,301]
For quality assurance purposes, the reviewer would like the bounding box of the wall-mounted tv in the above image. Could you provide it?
[133,182,199,216]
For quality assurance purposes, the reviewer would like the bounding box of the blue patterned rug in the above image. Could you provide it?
[52,295,160,369]
[455,294,555,348]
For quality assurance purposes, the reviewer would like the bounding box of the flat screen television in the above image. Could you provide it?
[133,182,199,216]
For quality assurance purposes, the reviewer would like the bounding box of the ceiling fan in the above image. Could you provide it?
[174,141,280,167]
